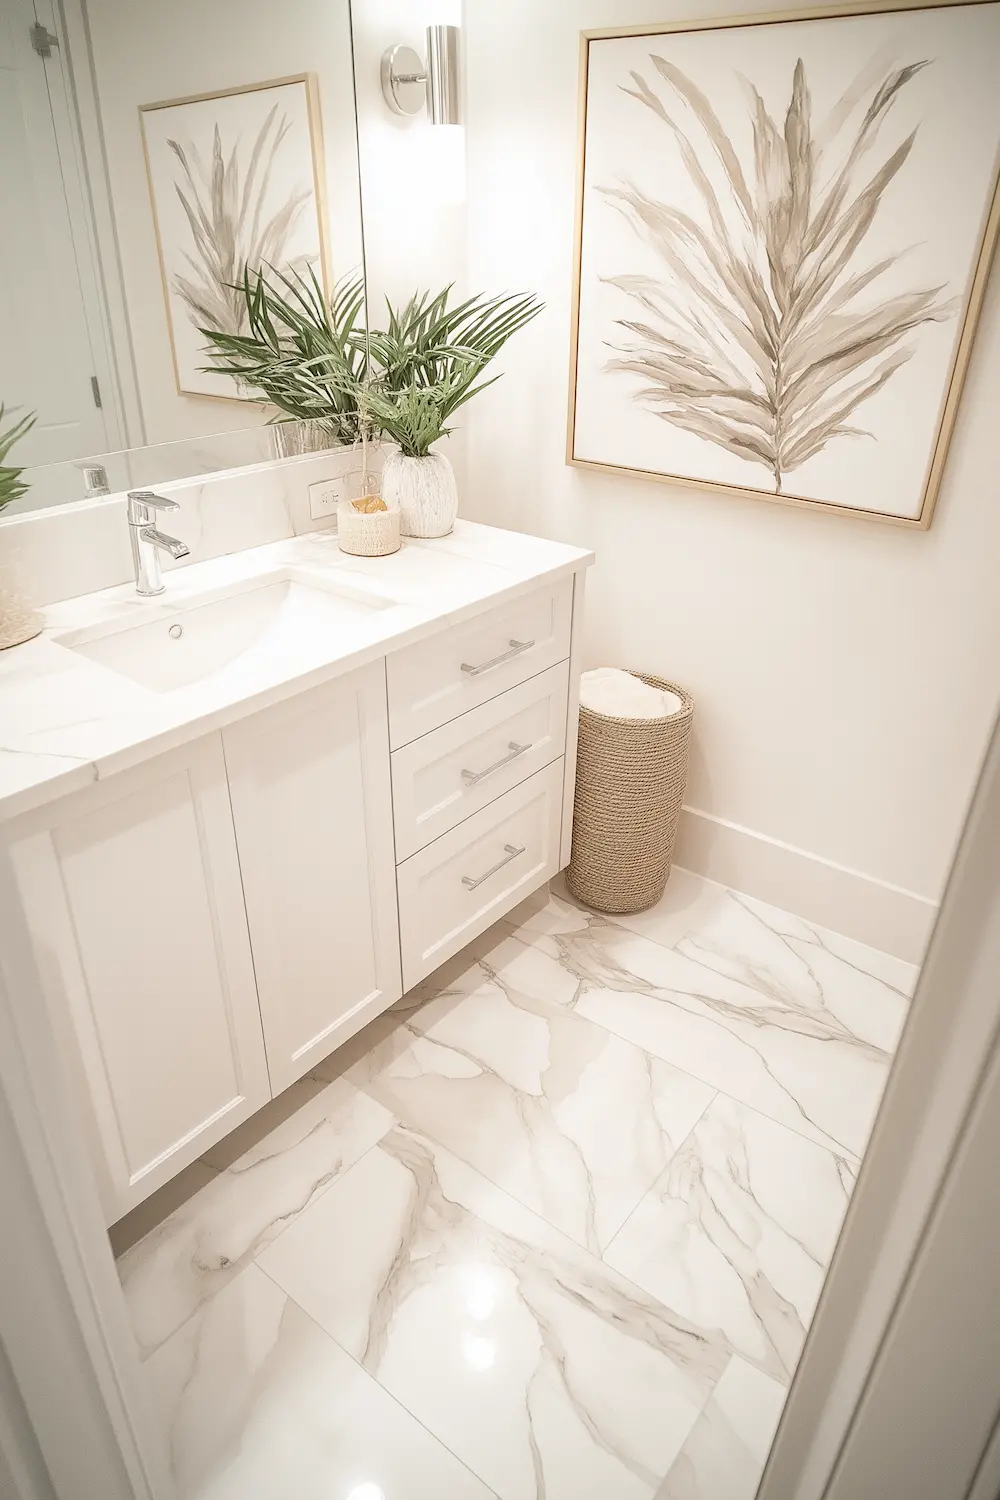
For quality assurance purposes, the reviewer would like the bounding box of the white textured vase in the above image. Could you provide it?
[382,450,458,539]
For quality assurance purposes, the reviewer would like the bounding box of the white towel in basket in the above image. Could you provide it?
[579,667,683,719]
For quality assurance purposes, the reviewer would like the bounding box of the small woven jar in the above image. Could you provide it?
[337,497,401,557]
[0,551,42,650]
[0,588,42,650]
[566,672,694,914]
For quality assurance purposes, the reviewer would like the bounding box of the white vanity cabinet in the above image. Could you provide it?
[4,661,401,1222]
[222,663,401,1095]
[4,737,271,1222]
[0,541,589,1227]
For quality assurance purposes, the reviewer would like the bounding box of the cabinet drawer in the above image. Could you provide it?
[397,759,563,989]
[391,663,569,861]
[386,578,573,748]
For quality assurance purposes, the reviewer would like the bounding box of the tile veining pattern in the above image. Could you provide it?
[117,871,914,1500]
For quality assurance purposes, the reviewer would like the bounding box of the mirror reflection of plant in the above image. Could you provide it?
[0,405,35,513]
[200,266,370,445]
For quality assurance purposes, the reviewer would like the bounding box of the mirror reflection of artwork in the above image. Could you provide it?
[569,3,1000,527]
[141,75,330,401]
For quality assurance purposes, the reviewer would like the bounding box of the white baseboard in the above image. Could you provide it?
[675,806,939,965]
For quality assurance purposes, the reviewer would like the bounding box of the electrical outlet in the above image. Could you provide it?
[308,476,345,520]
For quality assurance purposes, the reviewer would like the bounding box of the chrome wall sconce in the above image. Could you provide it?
[381,25,462,125]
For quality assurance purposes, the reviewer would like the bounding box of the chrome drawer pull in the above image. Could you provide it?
[461,740,531,787]
[461,638,534,676]
[462,842,526,891]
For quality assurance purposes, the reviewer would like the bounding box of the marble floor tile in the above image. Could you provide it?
[655,1355,787,1500]
[347,950,715,1253]
[118,1075,393,1359]
[124,873,914,1498]
[733,892,916,1051]
[145,1261,495,1500]
[258,1123,731,1500]
[506,887,905,1156]
[605,1095,855,1383]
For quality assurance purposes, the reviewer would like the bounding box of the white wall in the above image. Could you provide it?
[83,0,365,447]
[350,0,470,497]
[461,0,1000,959]
[351,0,466,308]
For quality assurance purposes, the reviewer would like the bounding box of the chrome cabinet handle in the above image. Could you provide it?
[461,843,526,891]
[461,740,531,787]
[461,638,534,677]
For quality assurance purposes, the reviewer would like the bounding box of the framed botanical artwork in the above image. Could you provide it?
[567,0,1000,527]
[140,75,330,402]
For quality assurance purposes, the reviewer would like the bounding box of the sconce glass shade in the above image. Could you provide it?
[424,123,466,204]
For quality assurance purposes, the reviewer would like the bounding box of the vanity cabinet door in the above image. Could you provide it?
[5,736,270,1225]
[223,661,402,1095]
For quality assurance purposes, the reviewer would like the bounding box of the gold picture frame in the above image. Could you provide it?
[566,0,1000,528]
[140,74,332,404]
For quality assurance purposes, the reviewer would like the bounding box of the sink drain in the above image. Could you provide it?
[168,623,183,639]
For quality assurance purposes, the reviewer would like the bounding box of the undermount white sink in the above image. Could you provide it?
[55,571,393,694]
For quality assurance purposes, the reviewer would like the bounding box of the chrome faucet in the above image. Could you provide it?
[126,491,190,596]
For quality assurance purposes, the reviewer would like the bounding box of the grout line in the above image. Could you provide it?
[252,1261,504,1498]
[243,1124,396,1265]
[600,1088,719,1264]
[539,885,898,1158]
[126,1127,397,1368]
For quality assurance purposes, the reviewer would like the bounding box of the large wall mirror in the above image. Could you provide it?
[0,0,366,516]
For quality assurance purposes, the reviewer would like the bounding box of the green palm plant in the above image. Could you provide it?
[201,277,543,458]
[363,287,544,456]
[603,55,957,493]
[0,405,35,513]
[362,382,461,460]
[200,266,369,444]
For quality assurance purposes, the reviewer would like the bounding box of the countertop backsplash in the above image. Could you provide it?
[0,446,371,610]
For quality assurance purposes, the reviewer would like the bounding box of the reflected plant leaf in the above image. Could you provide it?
[0,404,36,512]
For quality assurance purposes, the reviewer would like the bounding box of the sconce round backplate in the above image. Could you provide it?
[381,44,426,117]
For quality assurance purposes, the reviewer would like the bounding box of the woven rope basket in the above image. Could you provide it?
[566,672,694,914]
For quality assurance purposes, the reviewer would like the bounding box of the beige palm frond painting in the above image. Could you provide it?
[167,105,314,340]
[601,55,959,494]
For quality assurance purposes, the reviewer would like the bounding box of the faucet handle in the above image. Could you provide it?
[127,489,179,523]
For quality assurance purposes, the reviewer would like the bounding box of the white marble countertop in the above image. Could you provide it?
[0,521,592,823]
